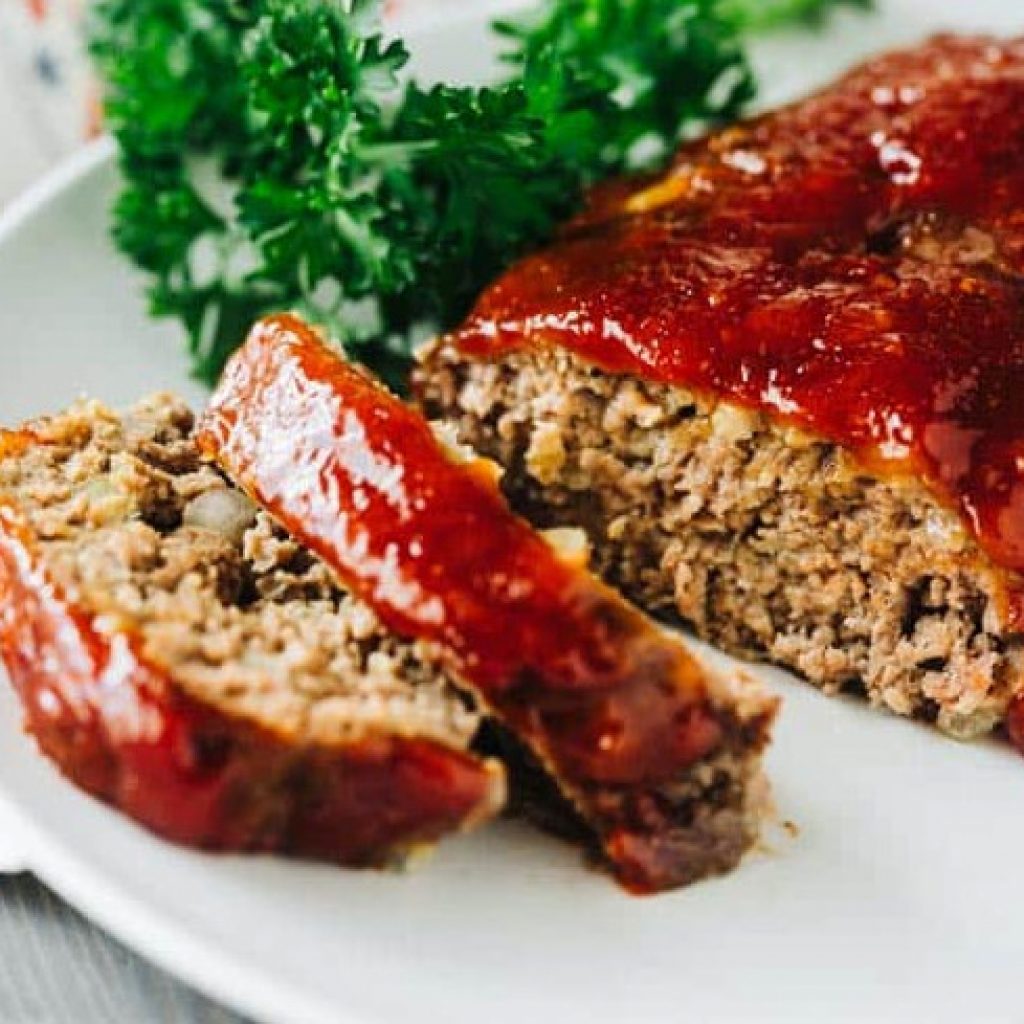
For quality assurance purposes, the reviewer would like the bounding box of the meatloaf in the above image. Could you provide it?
[416,34,1024,747]
[0,394,504,866]
[198,314,778,893]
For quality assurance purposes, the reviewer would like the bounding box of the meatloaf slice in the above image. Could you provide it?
[198,314,778,893]
[419,346,1024,742]
[0,395,503,866]
[416,36,1024,748]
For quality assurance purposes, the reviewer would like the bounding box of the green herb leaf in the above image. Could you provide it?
[497,0,755,175]
[721,0,872,31]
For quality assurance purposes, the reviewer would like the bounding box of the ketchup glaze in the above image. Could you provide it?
[453,36,1024,607]
[199,315,777,891]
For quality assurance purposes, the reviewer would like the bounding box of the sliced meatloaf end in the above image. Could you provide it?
[415,35,1024,749]
[417,344,1024,745]
[0,395,503,867]
[198,314,778,893]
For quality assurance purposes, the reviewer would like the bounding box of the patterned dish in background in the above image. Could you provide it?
[0,0,495,160]
[0,0,97,158]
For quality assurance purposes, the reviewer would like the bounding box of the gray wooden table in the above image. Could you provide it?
[0,83,251,1024]
[0,874,250,1023]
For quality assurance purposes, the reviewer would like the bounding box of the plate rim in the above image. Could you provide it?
[0,136,114,246]
[0,788,363,1024]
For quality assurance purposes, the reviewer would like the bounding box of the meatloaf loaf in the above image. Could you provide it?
[416,35,1024,747]
[198,314,778,893]
[0,394,504,866]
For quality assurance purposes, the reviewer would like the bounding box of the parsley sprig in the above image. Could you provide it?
[91,0,867,387]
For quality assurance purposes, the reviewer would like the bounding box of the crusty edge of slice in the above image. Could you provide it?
[0,428,504,868]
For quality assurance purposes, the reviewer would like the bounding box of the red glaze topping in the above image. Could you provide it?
[452,35,1024,622]
[0,483,497,865]
[199,315,774,891]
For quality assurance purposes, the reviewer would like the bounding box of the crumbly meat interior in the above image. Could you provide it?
[0,395,480,749]
[419,345,1024,741]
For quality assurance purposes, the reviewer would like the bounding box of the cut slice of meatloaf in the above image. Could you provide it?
[419,346,1024,742]
[198,314,778,893]
[0,395,503,866]
[415,35,1024,748]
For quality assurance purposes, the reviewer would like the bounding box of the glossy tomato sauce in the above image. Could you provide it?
[200,315,782,890]
[452,35,1024,617]
[199,316,736,793]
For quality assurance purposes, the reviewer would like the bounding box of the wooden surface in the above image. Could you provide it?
[0,84,253,1024]
[0,875,251,1023]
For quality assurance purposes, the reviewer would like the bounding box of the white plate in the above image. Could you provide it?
[2,4,1024,1023]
